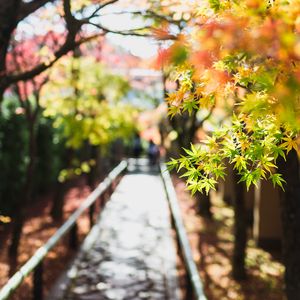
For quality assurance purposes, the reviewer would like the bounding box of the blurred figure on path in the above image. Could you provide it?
[133,132,143,158]
[148,140,159,165]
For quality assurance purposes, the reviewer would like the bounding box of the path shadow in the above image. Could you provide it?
[196,212,284,300]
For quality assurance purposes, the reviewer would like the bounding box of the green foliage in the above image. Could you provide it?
[40,56,138,182]
[0,100,28,216]
[167,111,292,193]
[209,0,221,12]
[0,98,70,217]
[58,159,95,183]
[35,117,66,192]
[41,56,137,150]
[171,44,189,65]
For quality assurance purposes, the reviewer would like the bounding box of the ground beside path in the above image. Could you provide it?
[172,176,285,300]
[49,159,180,300]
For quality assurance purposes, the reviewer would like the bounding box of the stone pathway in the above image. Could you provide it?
[50,159,180,300]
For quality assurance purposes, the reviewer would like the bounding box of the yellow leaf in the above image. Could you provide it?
[280,137,298,153]
[0,215,11,223]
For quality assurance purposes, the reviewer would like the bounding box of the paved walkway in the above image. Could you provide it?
[50,159,180,300]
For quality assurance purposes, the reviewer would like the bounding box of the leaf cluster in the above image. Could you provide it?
[164,0,300,193]
[41,56,137,149]
[168,112,292,193]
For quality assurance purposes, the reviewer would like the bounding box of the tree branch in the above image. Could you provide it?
[86,0,119,20]
[63,0,80,31]
[128,10,182,26]
[99,0,119,10]
[1,0,173,96]
[87,21,153,37]
[18,0,55,22]
[1,33,102,92]
[90,9,182,29]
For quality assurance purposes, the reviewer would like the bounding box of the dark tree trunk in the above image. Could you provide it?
[9,118,37,258]
[8,209,24,258]
[50,181,68,221]
[169,110,198,151]
[196,192,212,219]
[0,0,20,72]
[278,150,300,300]
[87,145,100,190]
[232,172,247,280]
[50,148,73,221]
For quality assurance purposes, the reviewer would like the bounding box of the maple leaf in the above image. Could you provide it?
[280,136,299,154]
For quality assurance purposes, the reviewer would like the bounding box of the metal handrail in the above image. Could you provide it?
[160,162,207,300]
[0,160,128,300]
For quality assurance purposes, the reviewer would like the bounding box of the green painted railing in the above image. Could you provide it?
[0,160,127,300]
[160,162,207,300]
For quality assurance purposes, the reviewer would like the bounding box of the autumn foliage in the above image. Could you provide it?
[165,0,300,190]
[163,0,300,298]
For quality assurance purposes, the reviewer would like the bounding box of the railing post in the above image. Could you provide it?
[89,203,95,228]
[170,214,182,257]
[109,182,113,196]
[69,222,78,249]
[98,194,102,210]
[33,262,43,300]
[185,272,194,300]
[104,188,110,203]
[112,178,117,191]
[160,162,207,300]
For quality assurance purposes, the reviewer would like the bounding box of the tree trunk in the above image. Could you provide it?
[50,148,73,221]
[8,209,24,258]
[9,119,36,257]
[0,0,20,71]
[50,181,68,221]
[278,150,300,300]
[232,172,247,280]
[169,110,198,151]
[87,145,100,190]
[196,192,212,219]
